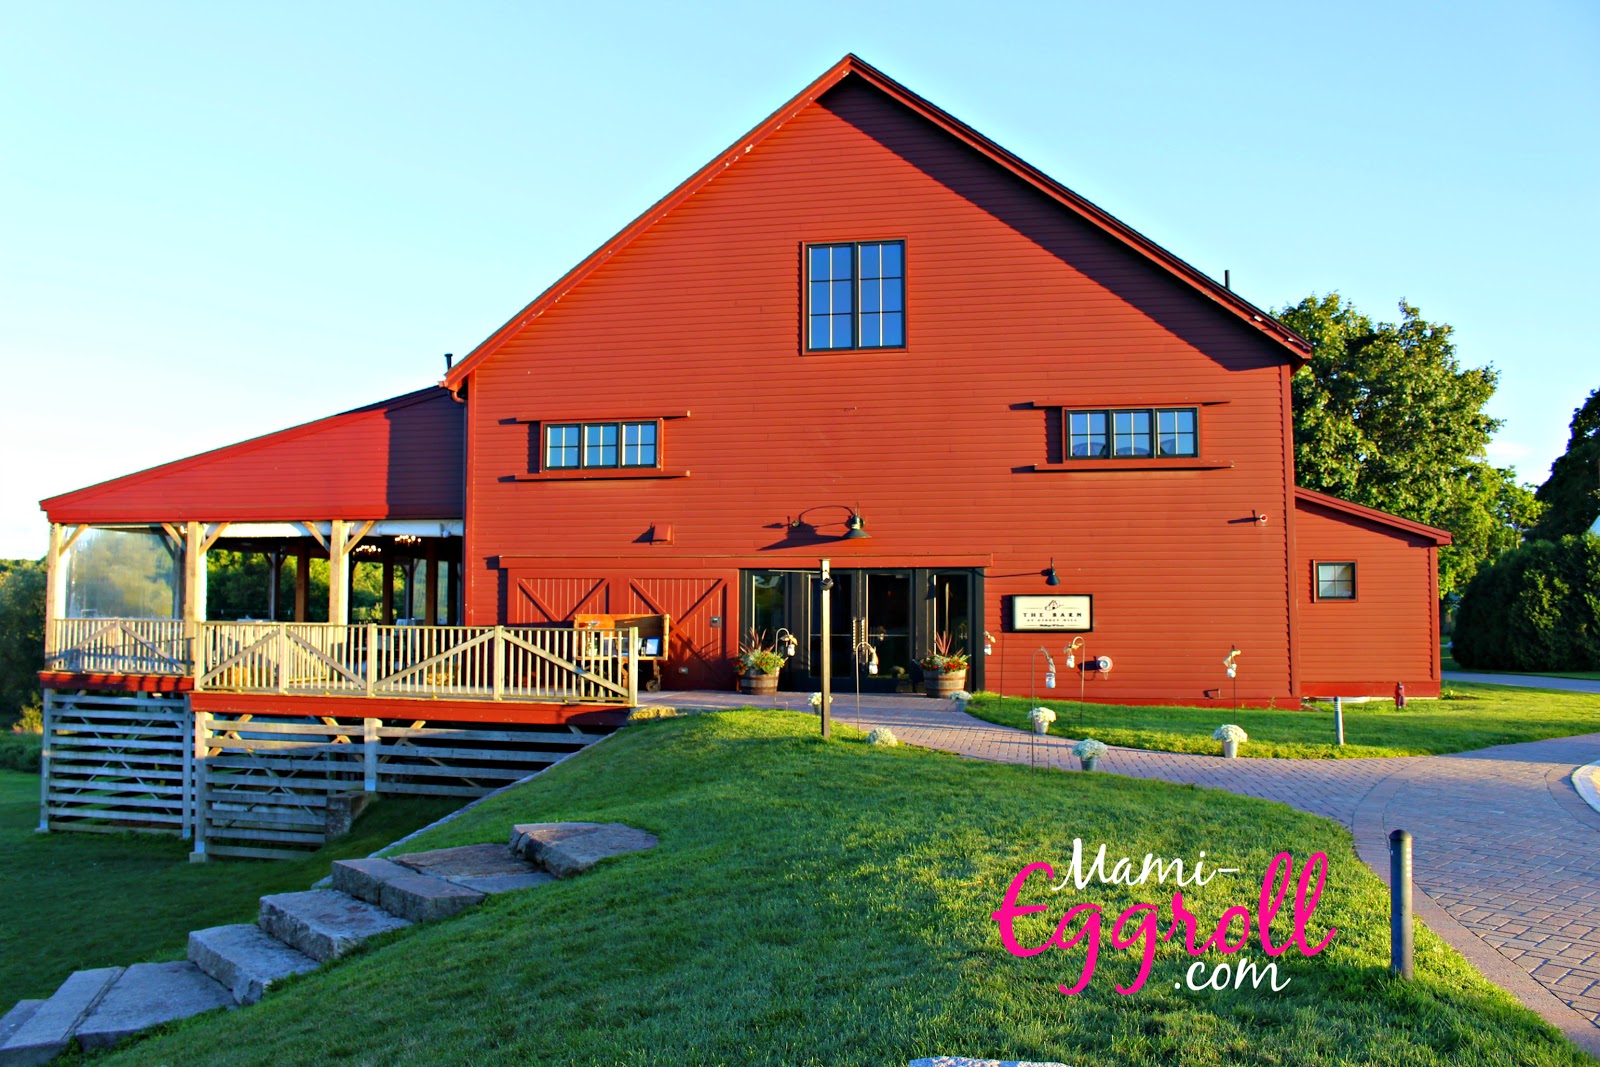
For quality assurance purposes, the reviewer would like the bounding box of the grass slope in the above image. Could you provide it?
[966,682,1600,758]
[94,712,1589,1066]
[0,772,460,1008]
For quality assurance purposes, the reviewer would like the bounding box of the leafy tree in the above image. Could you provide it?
[0,560,45,724]
[1452,533,1600,671]
[1529,387,1600,541]
[1280,294,1542,598]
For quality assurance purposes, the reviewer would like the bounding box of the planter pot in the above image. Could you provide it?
[924,669,969,699]
[739,672,779,696]
[1222,739,1238,758]
[1032,720,1050,735]
[1080,755,1099,772]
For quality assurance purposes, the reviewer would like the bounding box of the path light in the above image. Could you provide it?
[983,631,996,656]
[775,628,799,659]
[1065,636,1083,670]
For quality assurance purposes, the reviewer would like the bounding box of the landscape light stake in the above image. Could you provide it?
[1389,829,1414,979]
[1031,647,1056,771]
[819,559,832,739]
[1334,696,1345,746]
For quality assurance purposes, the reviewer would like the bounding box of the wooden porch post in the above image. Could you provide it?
[444,558,458,626]
[183,521,206,648]
[381,541,395,625]
[294,540,310,621]
[402,560,416,622]
[423,541,439,626]
[267,549,283,622]
[43,523,67,658]
[328,520,350,627]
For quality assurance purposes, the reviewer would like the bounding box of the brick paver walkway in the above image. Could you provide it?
[655,691,1600,1055]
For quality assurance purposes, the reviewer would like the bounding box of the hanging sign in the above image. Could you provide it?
[1011,594,1093,632]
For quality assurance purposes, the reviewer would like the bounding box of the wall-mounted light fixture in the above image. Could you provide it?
[787,503,871,541]
[1044,558,1061,586]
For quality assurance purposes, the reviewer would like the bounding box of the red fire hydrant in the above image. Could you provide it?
[1395,682,1407,709]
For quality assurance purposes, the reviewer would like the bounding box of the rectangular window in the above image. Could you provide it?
[1158,409,1198,456]
[1068,411,1109,457]
[545,424,580,468]
[807,241,904,350]
[544,420,661,471]
[621,421,657,467]
[1316,562,1356,600]
[1064,407,1199,460]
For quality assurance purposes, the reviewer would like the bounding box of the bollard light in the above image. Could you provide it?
[1389,829,1414,980]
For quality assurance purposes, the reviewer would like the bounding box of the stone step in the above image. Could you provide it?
[188,924,320,1005]
[258,889,411,963]
[74,962,232,1051]
[390,843,555,894]
[0,1003,43,1055]
[510,822,659,879]
[331,858,485,923]
[0,966,121,1067]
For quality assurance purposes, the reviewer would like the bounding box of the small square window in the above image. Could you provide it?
[1113,411,1152,457]
[583,423,620,468]
[622,421,658,467]
[1158,409,1197,456]
[1069,412,1109,457]
[806,241,904,350]
[545,424,580,469]
[1316,562,1356,600]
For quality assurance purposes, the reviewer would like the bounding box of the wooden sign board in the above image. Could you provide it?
[1010,594,1092,632]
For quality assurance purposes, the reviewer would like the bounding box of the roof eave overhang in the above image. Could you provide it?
[1294,487,1454,546]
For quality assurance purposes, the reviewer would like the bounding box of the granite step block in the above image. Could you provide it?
[258,889,411,963]
[0,967,122,1067]
[391,843,555,894]
[511,822,659,879]
[331,858,484,923]
[74,962,232,1051]
[188,924,320,1005]
[0,1003,44,1059]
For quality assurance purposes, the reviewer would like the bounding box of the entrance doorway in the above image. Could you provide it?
[740,567,983,691]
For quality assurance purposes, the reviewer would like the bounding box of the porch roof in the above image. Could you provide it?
[40,387,464,525]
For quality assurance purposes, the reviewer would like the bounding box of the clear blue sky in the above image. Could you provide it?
[1,1,1595,557]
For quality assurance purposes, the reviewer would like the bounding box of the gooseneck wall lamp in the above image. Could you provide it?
[787,503,871,540]
[1045,558,1061,586]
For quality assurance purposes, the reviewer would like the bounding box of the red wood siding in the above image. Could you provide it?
[463,77,1300,702]
[1294,497,1441,697]
[42,388,463,523]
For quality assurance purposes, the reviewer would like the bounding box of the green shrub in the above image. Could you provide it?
[1453,534,1600,671]
[0,734,41,774]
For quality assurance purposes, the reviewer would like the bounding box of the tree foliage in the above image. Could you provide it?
[0,560,45,725]
[1451,534,1600,672]
[1280,294,1541,597]
[1529,387,1600,541]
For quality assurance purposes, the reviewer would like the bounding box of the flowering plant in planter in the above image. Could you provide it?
[1072,738,1107,760]
[866,727,898,747]
[949,690,972,705]
[736,630,786,677]
[918,631,971,674]
[808,692,834,707]
[1213,723,1248,758]
[1029,706,1056,734]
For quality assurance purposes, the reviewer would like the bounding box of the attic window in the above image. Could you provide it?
[1315,562,1356,601]
[806,241,904,350]
[545,421,658,470]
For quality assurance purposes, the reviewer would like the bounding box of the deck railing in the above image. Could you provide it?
[49,618,190,675]
[196,622,638,706]
[49,619,639,706]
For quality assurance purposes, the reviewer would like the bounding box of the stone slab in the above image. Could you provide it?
[451,871,556,894]
[538,825,658,879]
[0,1003,43,1053]
[188,924,320,1005]
[74,962,232,1051]
[1575,760,1600,816]
[508,822,610,862]
[258,889,411,963]
[392,843,553,894]
[378,871,484,923]
[330,857,414,907]
[0,966,122,1067]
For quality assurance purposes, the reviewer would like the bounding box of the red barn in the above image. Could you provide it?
[40,54,1449,712]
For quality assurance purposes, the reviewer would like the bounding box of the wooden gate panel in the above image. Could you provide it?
[629,577,732,690]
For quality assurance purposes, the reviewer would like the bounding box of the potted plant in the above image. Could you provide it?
[1029,706,1056,735]
[919,631,971,698]
[1072,737,1107,771]
[736,630,787,696]
[1213,723,1248,758]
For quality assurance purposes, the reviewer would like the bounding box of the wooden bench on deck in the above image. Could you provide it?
[571,613,671,692]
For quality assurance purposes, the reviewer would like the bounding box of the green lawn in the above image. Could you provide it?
[965,682,1600,758]
[0,772,462,1009]
[94,711,1589,1066]
[1442,641,1600,681]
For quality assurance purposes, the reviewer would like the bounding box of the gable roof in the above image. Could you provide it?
[1294,487,1454,546]
[40,387,464,524]
[443,53,1311,391]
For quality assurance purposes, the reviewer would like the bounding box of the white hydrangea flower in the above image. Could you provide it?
[1212,724,1249,743]
[866,727,898,747]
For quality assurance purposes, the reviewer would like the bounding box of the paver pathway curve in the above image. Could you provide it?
[658,692,1600,1055]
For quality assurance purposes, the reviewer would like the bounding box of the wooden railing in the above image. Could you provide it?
[49,618,190,675]
[196,622,638,706]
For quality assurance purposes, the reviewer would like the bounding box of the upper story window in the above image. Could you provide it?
[546,420,658,470]
[807,241,904,350]
[1068,408,1198,459]
[1316,562,1356,600]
